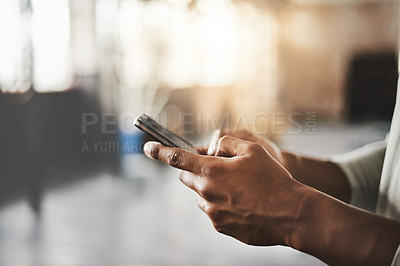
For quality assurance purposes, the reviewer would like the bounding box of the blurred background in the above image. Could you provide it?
[0,0,398,265]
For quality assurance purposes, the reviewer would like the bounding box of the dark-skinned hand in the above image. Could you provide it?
[143,136,309,246]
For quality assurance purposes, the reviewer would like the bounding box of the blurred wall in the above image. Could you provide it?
[278,1,398,119]
[0,84,118,207]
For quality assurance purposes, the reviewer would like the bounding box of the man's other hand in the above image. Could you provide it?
[207,129,287,170]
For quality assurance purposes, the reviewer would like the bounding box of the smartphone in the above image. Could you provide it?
[134,113,198,154]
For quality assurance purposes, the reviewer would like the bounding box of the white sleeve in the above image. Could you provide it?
[392,245,400,266]
[331,141,386,212]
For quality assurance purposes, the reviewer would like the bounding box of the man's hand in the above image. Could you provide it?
[208,129,351,202]
[144,136,309,246]
[143,135,400,265]
[207,130,286,168]
[144,136,400,265]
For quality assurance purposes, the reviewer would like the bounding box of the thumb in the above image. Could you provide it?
[207,129,222,155]
[144,141,210,175]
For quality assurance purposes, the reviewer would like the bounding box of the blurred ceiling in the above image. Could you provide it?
[287,0,396,5]
[234,0,396,8]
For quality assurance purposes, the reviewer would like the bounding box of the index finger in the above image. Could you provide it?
[195,146,209,155]
[144,141,216,175]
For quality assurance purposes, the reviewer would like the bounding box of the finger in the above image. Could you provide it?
[180,171,225,202]
[196,197,220,220]
[144,141,217,175]
[209,129,257,156]
[215,136,254,157]
[195,146,209,155]
[207,129,221,155]
[179,171,204,194]
[143,141,201,173]
[197,196,207,214]
[219,129,252,141]
[197,197,237,223]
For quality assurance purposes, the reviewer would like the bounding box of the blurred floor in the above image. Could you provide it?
[0,121,390,266]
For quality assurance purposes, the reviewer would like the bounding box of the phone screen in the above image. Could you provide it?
[135,114,198,154]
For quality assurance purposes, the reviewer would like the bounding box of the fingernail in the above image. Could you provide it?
[207,129,221,155]
[143,142,152,157]
[144,141,161,158]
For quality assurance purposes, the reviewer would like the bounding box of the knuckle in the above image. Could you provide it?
[242,237,252,245]
[178,170,186,182]
[198,184,213,200]
[219,135,231,144]
[237,129,248,136]
[201,164,221,178]
[245,234,258,245]
[205,206,219,219]
[167,150,182,167]
[248,143,264,154]
[214,224,225,233]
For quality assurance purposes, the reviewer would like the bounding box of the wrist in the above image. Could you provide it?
[286,187,322,250]
[286,187,400,265]
[281,151,301,179]
[269,178,315,248]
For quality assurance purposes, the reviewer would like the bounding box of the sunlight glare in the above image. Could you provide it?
[31,0,73,92]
